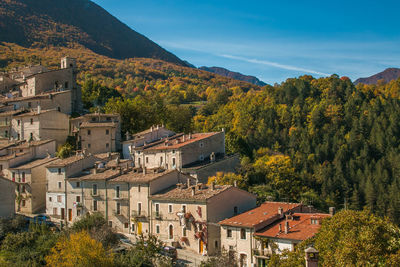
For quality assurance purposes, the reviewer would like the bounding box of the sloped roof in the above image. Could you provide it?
[10,157,57,170]
[110,169,176,184]
[255,213,331,241]
[219,202,302,228]
[144,132,221,151]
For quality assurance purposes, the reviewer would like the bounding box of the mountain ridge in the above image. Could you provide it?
[354,68,400,85]
[199,66,266,86]
[0,0,188,66]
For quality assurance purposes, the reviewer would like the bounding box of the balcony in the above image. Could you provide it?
[152,211,162,220]
[131,210,147,218]
[252,248,273,257]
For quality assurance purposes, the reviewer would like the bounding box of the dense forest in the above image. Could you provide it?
[2,43,400,224]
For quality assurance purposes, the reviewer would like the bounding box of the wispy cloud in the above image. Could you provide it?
[219,54,330,76]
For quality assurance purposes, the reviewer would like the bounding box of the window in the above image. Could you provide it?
[30,133,33,140]
[168,204,173,213]
[76,196,80,203]
[17,133,20,140]
[115,186,120,198]
[215,240,219,249]
[53,208,57,215]
[182,227,187,237]
[92,184,97,195]
[77,209,81,217]
[160,156,163,165]
[106,117,111,121]
[21,185,26,193]
[116,203,121,215]
[21,200,26,207]
[106,143,109,148]
[172,158,176,167]
[240,228,246,240]
[57,195,62,202]
[22,172,25,183]
[30,118,33,124]
[138,185,141,192]
[108,221,112,227]
[146,157,149,163]
[138,158,141,166]
[169,225,174,239]
[28,102,31,108]
[58,181,62,189]
[227,229,232,238]
[138,202,142,215]
[182,205,186,213]
[87,130,91,135]
[91,118,96,122]
[93,200,98,211]
[76,182,80,188]
[124,223,129,229]
[65,82,68,88]
[17,120,20,126]
[199,142,204,148]
[234,206,238,215]
[88,143,91,148]
[49,197,52,202]
[131,224,135,232]
[155,203,160,216]
[156,224,160,234]
[199,155,204,161]
[106,129,109,135]
[12,172,15,180]
[58,168,62,174]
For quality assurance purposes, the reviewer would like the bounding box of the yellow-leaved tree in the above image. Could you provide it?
[45,231,114,267]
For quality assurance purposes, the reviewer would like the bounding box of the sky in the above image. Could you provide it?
[92,0,400,84]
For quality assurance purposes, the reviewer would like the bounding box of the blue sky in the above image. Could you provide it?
[92,0,400,84]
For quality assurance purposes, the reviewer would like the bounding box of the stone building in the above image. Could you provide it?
[11,108,69,146]
[70,113,121,154]
[122,125,175,160]
[46,153,99,224]
[0,176,15,218]
[8,157,58,215]
[150,182,257,256]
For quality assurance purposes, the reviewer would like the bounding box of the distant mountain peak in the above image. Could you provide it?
[0,0,189,66]
[354,68,400,85]
[199,66,266,86]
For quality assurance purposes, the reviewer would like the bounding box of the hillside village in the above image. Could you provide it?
[0,57,333,266]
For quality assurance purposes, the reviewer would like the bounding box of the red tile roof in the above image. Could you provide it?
[144,132,221,151]
[219,202,302,228]
[255,213,331,241]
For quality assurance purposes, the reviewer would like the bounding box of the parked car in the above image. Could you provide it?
[33,214,50,223]
[161,246,177,261]
[116,233,134,247]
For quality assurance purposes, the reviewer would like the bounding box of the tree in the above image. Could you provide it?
[46,231,114,267]
[200,248,237,267]
[207,172,247,189]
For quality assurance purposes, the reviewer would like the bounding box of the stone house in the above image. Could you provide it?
[70,113,121,154]
[219,202,305,267]
[122,125,175,160]
[8,139,56,159]
[149,182,257,256]
[0,110,23,139]
[11,108,69,146]
[0,176,15,218]
[132,131,225,172]
[46,153,99,224]
[8,157,58,215]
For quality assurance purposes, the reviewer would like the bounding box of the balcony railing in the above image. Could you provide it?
[152,211,162,220]
[252,248,273,257]
[131,210,147,218]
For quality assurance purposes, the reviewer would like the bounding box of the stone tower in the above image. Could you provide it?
[61,57,82,113]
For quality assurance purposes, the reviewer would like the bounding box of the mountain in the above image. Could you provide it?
[354,68,400,85]
[0,0,188,66]
[199,66,266,86]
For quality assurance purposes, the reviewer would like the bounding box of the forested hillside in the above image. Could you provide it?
[0,0,187,65]
[2,42,400,224]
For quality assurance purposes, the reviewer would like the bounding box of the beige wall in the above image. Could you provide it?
[107,182,130,233]
[80,126,117,154]
[0,177,15,218]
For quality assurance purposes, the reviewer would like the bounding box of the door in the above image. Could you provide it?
[68,209,72,221]
[137,222,142,235]
[239,254,247,267]
[61,208,65,220]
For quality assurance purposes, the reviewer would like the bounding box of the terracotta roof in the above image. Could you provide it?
[0,152,30,161]
[219,202,302,228]
[79,122,117,128]
[14,109,56,117]
[12,139,54,149]
[255,213,331,241]
[110,169,176,184]
[47,155,86,168]
[150,183,232,202]
[70,168,121,181]
[94,152,120,160]
[10,157,58,170]
[143,132,221,151]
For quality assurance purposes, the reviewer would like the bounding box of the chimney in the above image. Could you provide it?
[151,126,154,132]
[279,224,282,233]
[285,221,289,234]
[93,168,97,174]
[37,105,41,114]
[278,207,283,216]
[182,135,185,142]
[191,186,195,196]
[211,181,215,190]
[233,180,237,187]
[188,133,192,139]
[187,178,191,187]
[329,207,336,216]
